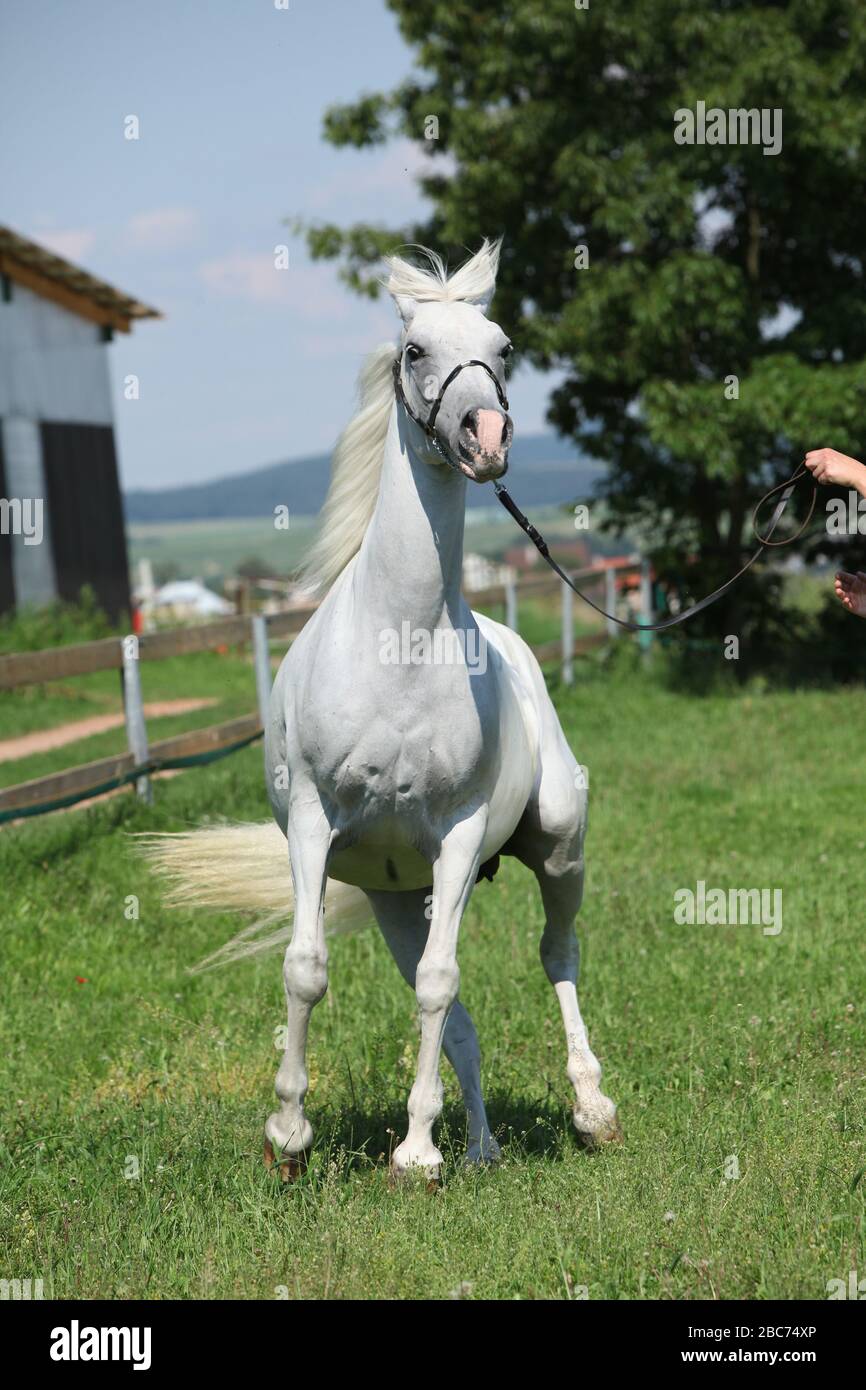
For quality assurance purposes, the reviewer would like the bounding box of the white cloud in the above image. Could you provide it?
[37,228,97,262]
[199,252,293,303]
[198,253,347,316]
[127,207,198,249]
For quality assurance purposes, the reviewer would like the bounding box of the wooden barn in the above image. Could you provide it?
[0,225,159,622]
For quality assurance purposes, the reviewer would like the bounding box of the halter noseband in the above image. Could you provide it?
[392,354,510,472]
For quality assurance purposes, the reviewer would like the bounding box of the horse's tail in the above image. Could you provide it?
[137,821,371,972]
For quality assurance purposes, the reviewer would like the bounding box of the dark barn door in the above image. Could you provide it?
[0,428,16,615]
[40,422,131,623]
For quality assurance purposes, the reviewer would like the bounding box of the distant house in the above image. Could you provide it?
[0,225,159,621]
[143,580,234,624]
[462,551,513,592]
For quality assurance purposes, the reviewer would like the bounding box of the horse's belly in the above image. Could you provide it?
[328,815,435,892]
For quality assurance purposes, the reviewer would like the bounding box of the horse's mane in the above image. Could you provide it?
[298,238,501,596]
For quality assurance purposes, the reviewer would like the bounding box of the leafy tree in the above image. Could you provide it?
[237,557,277,580]
[303,0,866,662]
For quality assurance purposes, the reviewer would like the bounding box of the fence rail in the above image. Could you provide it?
[0,714,261,822]
[0,604,318,691]
[0,558,646,824]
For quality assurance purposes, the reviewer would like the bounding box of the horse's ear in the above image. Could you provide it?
[449,237,501,317]
[392,293,417,328]
[462,287,494,316]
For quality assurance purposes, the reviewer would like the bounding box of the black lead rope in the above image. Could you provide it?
[392,352,816,632]
[492,466,817,634]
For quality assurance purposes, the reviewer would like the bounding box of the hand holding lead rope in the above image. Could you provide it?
[493,463,816,634]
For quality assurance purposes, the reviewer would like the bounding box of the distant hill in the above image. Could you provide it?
[124,433,605,523]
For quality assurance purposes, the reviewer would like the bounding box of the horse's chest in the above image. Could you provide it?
[280,609,536,892]
[301,695,488,891]
[332,701,489,811]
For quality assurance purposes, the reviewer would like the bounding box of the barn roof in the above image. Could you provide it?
[0,224,161,334]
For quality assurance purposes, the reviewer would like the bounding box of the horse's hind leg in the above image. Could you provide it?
[509,746,620,1149]
[535,859,620,1148]
[264,794,332,1179]
[367,886,500,1165]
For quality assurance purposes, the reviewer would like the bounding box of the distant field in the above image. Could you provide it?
[127,505,619,588]
[127,517,318,585]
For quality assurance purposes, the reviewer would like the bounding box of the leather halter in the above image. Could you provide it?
[392,355,509,472]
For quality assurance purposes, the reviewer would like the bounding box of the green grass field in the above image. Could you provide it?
[1,656,864,1300]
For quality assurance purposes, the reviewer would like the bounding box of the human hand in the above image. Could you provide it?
[834,570,866,618]
[804,448,866,493]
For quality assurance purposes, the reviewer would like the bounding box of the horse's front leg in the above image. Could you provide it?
[264,794,332,1179]
[391,805,488,1183]
[367,886,500,1166]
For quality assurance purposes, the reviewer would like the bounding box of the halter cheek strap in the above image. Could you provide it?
[392,355,510,471]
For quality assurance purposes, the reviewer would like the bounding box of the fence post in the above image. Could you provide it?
[605,567,618,639]
[561,578,574,685]
[505,575,518,632]
[252,614,272,732]
[639,557,654,653]
[122,634,152,803]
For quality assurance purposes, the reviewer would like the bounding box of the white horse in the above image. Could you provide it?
[148,239,620,1180]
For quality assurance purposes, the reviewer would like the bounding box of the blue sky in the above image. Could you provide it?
[1,0,555,489]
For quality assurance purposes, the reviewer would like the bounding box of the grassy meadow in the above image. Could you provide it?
[1,651,864,1300]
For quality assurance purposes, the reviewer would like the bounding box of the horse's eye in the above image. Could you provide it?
[405,343,423,363]
[500,342,513,359]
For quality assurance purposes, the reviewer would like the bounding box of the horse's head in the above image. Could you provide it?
[388,240,514,483]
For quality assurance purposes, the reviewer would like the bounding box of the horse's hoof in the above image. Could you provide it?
[573,1099,623,1151]
[264,1137,307,1183]
[463,1136,502,1167]
[389,1141,442,1190]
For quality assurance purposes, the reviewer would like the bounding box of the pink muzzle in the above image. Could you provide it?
[475,409,506,457]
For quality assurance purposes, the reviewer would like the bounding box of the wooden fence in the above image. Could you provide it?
[0,558,649,823]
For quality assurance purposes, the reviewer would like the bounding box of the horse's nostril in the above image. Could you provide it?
[459,408,508,460]
[475,409,506,455]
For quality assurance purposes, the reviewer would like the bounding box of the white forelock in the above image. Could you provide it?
[385,237,502,305]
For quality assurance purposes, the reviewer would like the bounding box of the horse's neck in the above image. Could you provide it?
[354,409,467,629]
